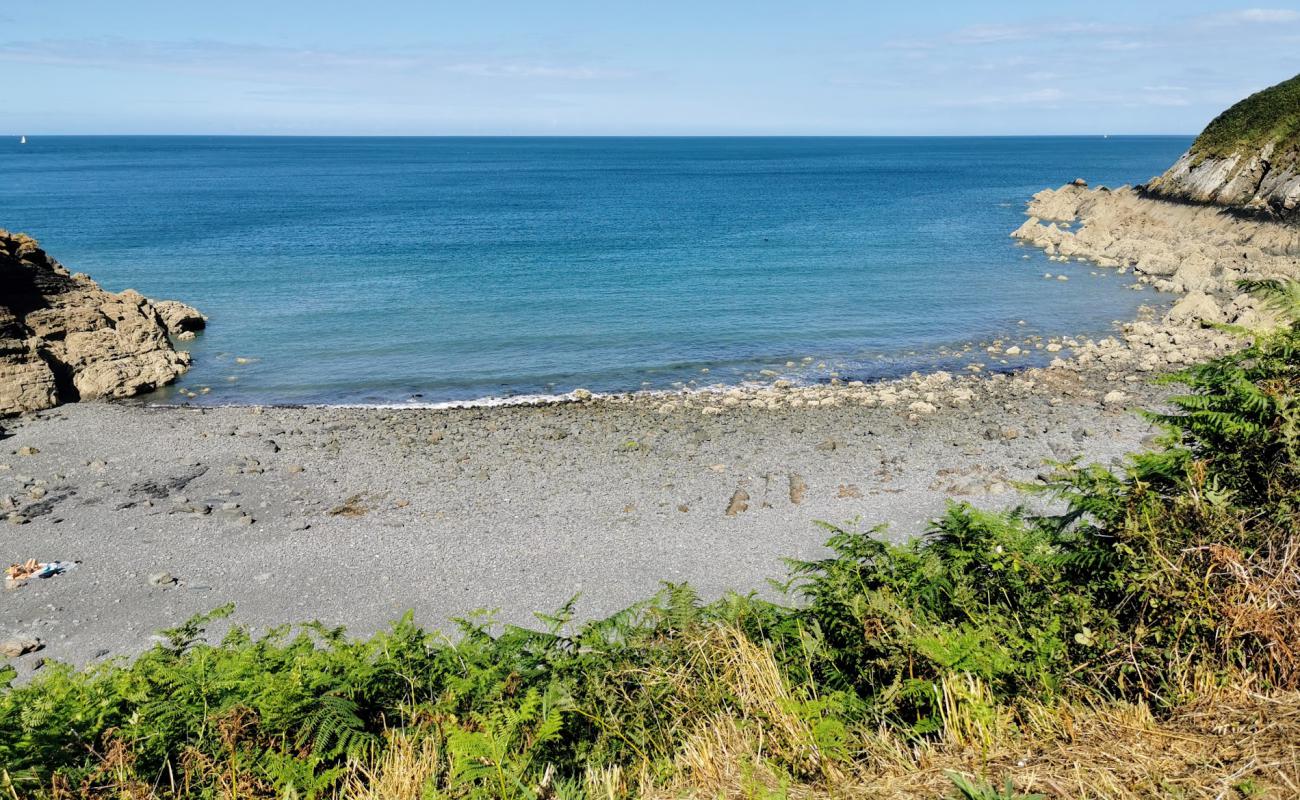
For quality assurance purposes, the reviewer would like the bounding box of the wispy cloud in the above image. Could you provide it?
[444,62,633,80]
[1198,8,1300,26]
[0,37,634,87]
[947,20,1126,45]
[941,87,1067,108]
[0,38,422,77]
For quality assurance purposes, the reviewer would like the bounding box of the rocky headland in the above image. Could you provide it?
[0,231,205,417]
[1144,73,1300,222]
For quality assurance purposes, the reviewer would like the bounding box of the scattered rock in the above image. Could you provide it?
[725,488,750,516]
[788,474,807,505]
[1165,291,1227,327]
[328,494,368,517]
[0,635,42,659]
[148,571,177,587]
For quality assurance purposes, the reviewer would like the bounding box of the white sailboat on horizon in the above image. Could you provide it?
[19,135,26,144]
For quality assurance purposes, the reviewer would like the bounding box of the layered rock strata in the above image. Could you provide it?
[1,231,205,416]
[1143,73,1300,222]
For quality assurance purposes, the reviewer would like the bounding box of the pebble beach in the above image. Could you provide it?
[3,181,1296,673]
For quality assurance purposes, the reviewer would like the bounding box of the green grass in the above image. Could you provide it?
[3,283,1300,798]
[1190,73,1300,166]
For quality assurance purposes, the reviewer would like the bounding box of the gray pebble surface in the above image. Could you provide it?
[0,378,1165,673]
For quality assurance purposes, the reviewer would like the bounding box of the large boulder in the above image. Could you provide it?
[1164,291,1227,327]
[0,231,204,416]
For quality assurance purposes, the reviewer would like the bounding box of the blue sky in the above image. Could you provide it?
[5,1,1299,135]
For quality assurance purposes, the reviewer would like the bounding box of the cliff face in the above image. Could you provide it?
[1145,74,1300,222]
[0,231,205,417]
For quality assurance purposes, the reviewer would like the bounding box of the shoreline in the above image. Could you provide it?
[3,184,1295,673]
[147,180,1291,415]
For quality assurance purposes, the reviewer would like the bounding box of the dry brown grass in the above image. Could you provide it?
[341,731,442,800]
[1206,535,1300,687]
[630,627,1300,800]
[639,687,1300,799]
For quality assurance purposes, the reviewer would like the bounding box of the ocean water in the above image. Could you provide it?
[1,136,1191,406]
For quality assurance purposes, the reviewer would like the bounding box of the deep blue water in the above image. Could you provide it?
[0,136,1190,405]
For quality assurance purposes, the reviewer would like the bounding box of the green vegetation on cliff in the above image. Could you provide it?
[3,286,1300,798]
[1191,73,1300,164]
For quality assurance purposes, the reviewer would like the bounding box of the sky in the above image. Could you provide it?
[4,1,1299,135]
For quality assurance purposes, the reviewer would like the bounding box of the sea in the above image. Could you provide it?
[0,136,1192,406]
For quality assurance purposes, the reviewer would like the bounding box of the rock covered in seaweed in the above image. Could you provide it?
[0,231,205,416]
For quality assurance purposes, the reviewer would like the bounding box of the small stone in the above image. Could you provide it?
[788,474,807,505]
[287,464,305,474]
[148,571,176,587]
[573,388,593,401]
[725,489,750,516]
[0,636,42,659]
[16,446,38,456]
[1102,390,1128,407]
[837,484,863,499]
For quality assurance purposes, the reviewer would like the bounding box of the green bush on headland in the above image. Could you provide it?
[1190,73,1300,165]
[3,284,1300,799]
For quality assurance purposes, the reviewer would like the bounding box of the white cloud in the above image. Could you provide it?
[1199,8,1300,26]
[0,37,637,94]
[444,62,632,80]
[941,87,1066,108]
[947,20,1125,45]
[1096,39,1150,51]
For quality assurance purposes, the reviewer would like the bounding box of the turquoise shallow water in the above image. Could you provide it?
[1,136,1190,405]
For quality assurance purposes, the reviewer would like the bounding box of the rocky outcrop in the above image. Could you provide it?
[1013,183,1300,300]
[0,231,205,416]
[1144,74,1300,222]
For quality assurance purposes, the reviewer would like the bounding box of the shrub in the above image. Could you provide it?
[4,285,1299,798]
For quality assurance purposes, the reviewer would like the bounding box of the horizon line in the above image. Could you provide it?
[10,132,1198,139]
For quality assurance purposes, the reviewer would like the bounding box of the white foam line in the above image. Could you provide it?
[144,377,821,412]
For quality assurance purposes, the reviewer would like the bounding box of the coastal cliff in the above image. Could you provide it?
[0,231,205,417]
[1144,73,1300,221]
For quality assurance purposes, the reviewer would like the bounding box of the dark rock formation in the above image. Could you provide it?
[0,231,205,416]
